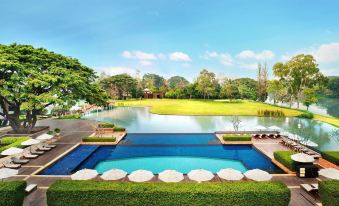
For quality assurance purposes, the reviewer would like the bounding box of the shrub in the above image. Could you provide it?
[223,135,251,141]
[58,114,81,119]
[47,181,290,206]
[47,130,54,135]
[321,151,339,165]
[54,128,61,133]
[0,137,30,152]
[82,137,116,142]
[113,127,126,132]
[257,109,285,117]
[274,151,296,172]
[97,123,115,128]
[0,181,26,206]
[297,112,314,119]
[319,180,339,206]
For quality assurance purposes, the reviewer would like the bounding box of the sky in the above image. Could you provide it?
[1,0,339,81]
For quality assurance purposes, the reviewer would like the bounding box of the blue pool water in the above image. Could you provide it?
[40,133,283,175]
[95,156,248,174]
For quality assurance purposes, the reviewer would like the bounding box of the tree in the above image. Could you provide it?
[273,54,327,108]
[231,116,241,131]
[0,44,108,133]
[257,63,268,102]
[195,69,218,99]
[302,88,318,110]
[100,74,138,99]
[220,79,239,101]
[233,78,257,100]
[168,76,189,89]
[142,73,166,92]
[267,80,285,104]
[327,76,339,97]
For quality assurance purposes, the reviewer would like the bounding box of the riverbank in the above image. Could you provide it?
[116,99,339,127]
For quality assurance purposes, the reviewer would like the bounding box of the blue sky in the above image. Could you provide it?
[1,0,339,81]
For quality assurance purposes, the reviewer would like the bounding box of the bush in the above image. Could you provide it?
[0,181,26,206]
[113,127,126,132]
[274,151,296,172]
[257,109,285,117]
[297,112,314,119]
[223,135,251,141]
[47,130,54,135]
[54,128,61,133]
[82,137,116,142]
[319,180,339,206]
[47,181,290,206]
[321,151,339,165]
[97,123,115,128]
[58,114,81,119]
[0,137,30,152]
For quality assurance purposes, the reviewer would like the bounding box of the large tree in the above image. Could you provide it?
[142,73,166,92]
[168,76,189,89]
[195,69,218,99]
[100,74,138,99]
[0,44,108,133]
[273,54,327,108]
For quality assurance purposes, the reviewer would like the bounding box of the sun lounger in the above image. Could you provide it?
[11,157,29,164]
[3,161,21,169]
[301,183,318,193]
[23,153,38,159]
[43,143,56,148]
[25,184,37,193]
[37,145,51,151]
[31,150,44,155]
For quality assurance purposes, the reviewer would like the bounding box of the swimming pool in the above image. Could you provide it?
[40,134,283,175]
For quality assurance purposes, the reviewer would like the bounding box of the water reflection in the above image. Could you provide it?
[83,107,339,151]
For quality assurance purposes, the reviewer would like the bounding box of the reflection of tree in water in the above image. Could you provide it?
[191,116,217,131]
[317,98,339,118]
[98,107,141,127]
[331,129,339,143]
[257,117,286,128]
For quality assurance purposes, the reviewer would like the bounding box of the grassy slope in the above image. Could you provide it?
[117,99,339,127]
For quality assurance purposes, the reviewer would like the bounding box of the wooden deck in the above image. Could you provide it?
[1,120,330,206]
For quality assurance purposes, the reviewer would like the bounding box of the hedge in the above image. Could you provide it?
[113,127,126,132]
[98,123,115,128]
[319,180,339,206]
[58,114,81,119]
[0,181,26,206]
[273,151,296,172]
[0,137,30,152]
[82,137,116,142]
[47,181,290,206]
[297,112,314,119]
[321,151,339,165]
[223,135,251,141]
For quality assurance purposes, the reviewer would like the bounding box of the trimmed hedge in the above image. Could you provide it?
[297,112,314,119]
[97,123,115,128]
[0,181,26,206]
[223,135,251,141]
[319,180,339,206]
[0,137,30,152]
[321,151,339,165]
[274,151,296,172]
[113,127,126,132]
[58,114,81,119]
[47,181,290,206]
[82,137,116,142]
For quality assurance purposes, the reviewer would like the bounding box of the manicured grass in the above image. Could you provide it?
[314,114,339,128]
[47,180,290,206]
[0,137,30,152]
[118,99,303,116]
[58,114,81,119]
[321,151,339,165]
[113,127,126,132]
[273,151,296,172]
[319,180,339,206]
[97,123,115,128]
[223,135,252,141]
[0,181,26,206]
[82,137,116,142]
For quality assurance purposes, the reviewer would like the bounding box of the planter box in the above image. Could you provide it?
[96,128,114,134]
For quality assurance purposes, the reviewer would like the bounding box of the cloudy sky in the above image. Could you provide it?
[1,0,339,81]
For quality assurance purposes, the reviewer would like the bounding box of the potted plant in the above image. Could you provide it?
[54,128,61,136]
[47,130,54,135]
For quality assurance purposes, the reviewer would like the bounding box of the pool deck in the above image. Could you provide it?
[3,119,330,206]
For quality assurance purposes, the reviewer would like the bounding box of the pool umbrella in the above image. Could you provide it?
[1,147,24,156]
[187,169,214,182]
[21,139,41,146]
[291,153,315,163]
[71,169,98,180]
[36,133,54,140]
[128,170,154,182]
[300,140,318,147]
[0,168,18,180]
[101,169,127,180]
[158,170,184,183]
[289,135,303,141]
[244,169,272,181]
[217,168,244,181]
[255,126,267,131]
[319,168,339,180]
[268,126,280,131]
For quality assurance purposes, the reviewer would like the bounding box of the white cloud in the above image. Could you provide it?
[238,63,258,70]
[313,42,339,63]
[97,66,136,76]
[169,52,192,62]
[121,51,157,61]
[237,50,275,60]
[202,51,233,66]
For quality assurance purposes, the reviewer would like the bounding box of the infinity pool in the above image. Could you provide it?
[41,134,283,175]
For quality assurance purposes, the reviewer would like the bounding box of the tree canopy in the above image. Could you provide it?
[142,73,166,92]
[100,74,138,99]
[0,44,107,133]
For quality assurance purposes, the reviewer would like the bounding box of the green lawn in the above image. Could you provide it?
[117,99,302,116]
